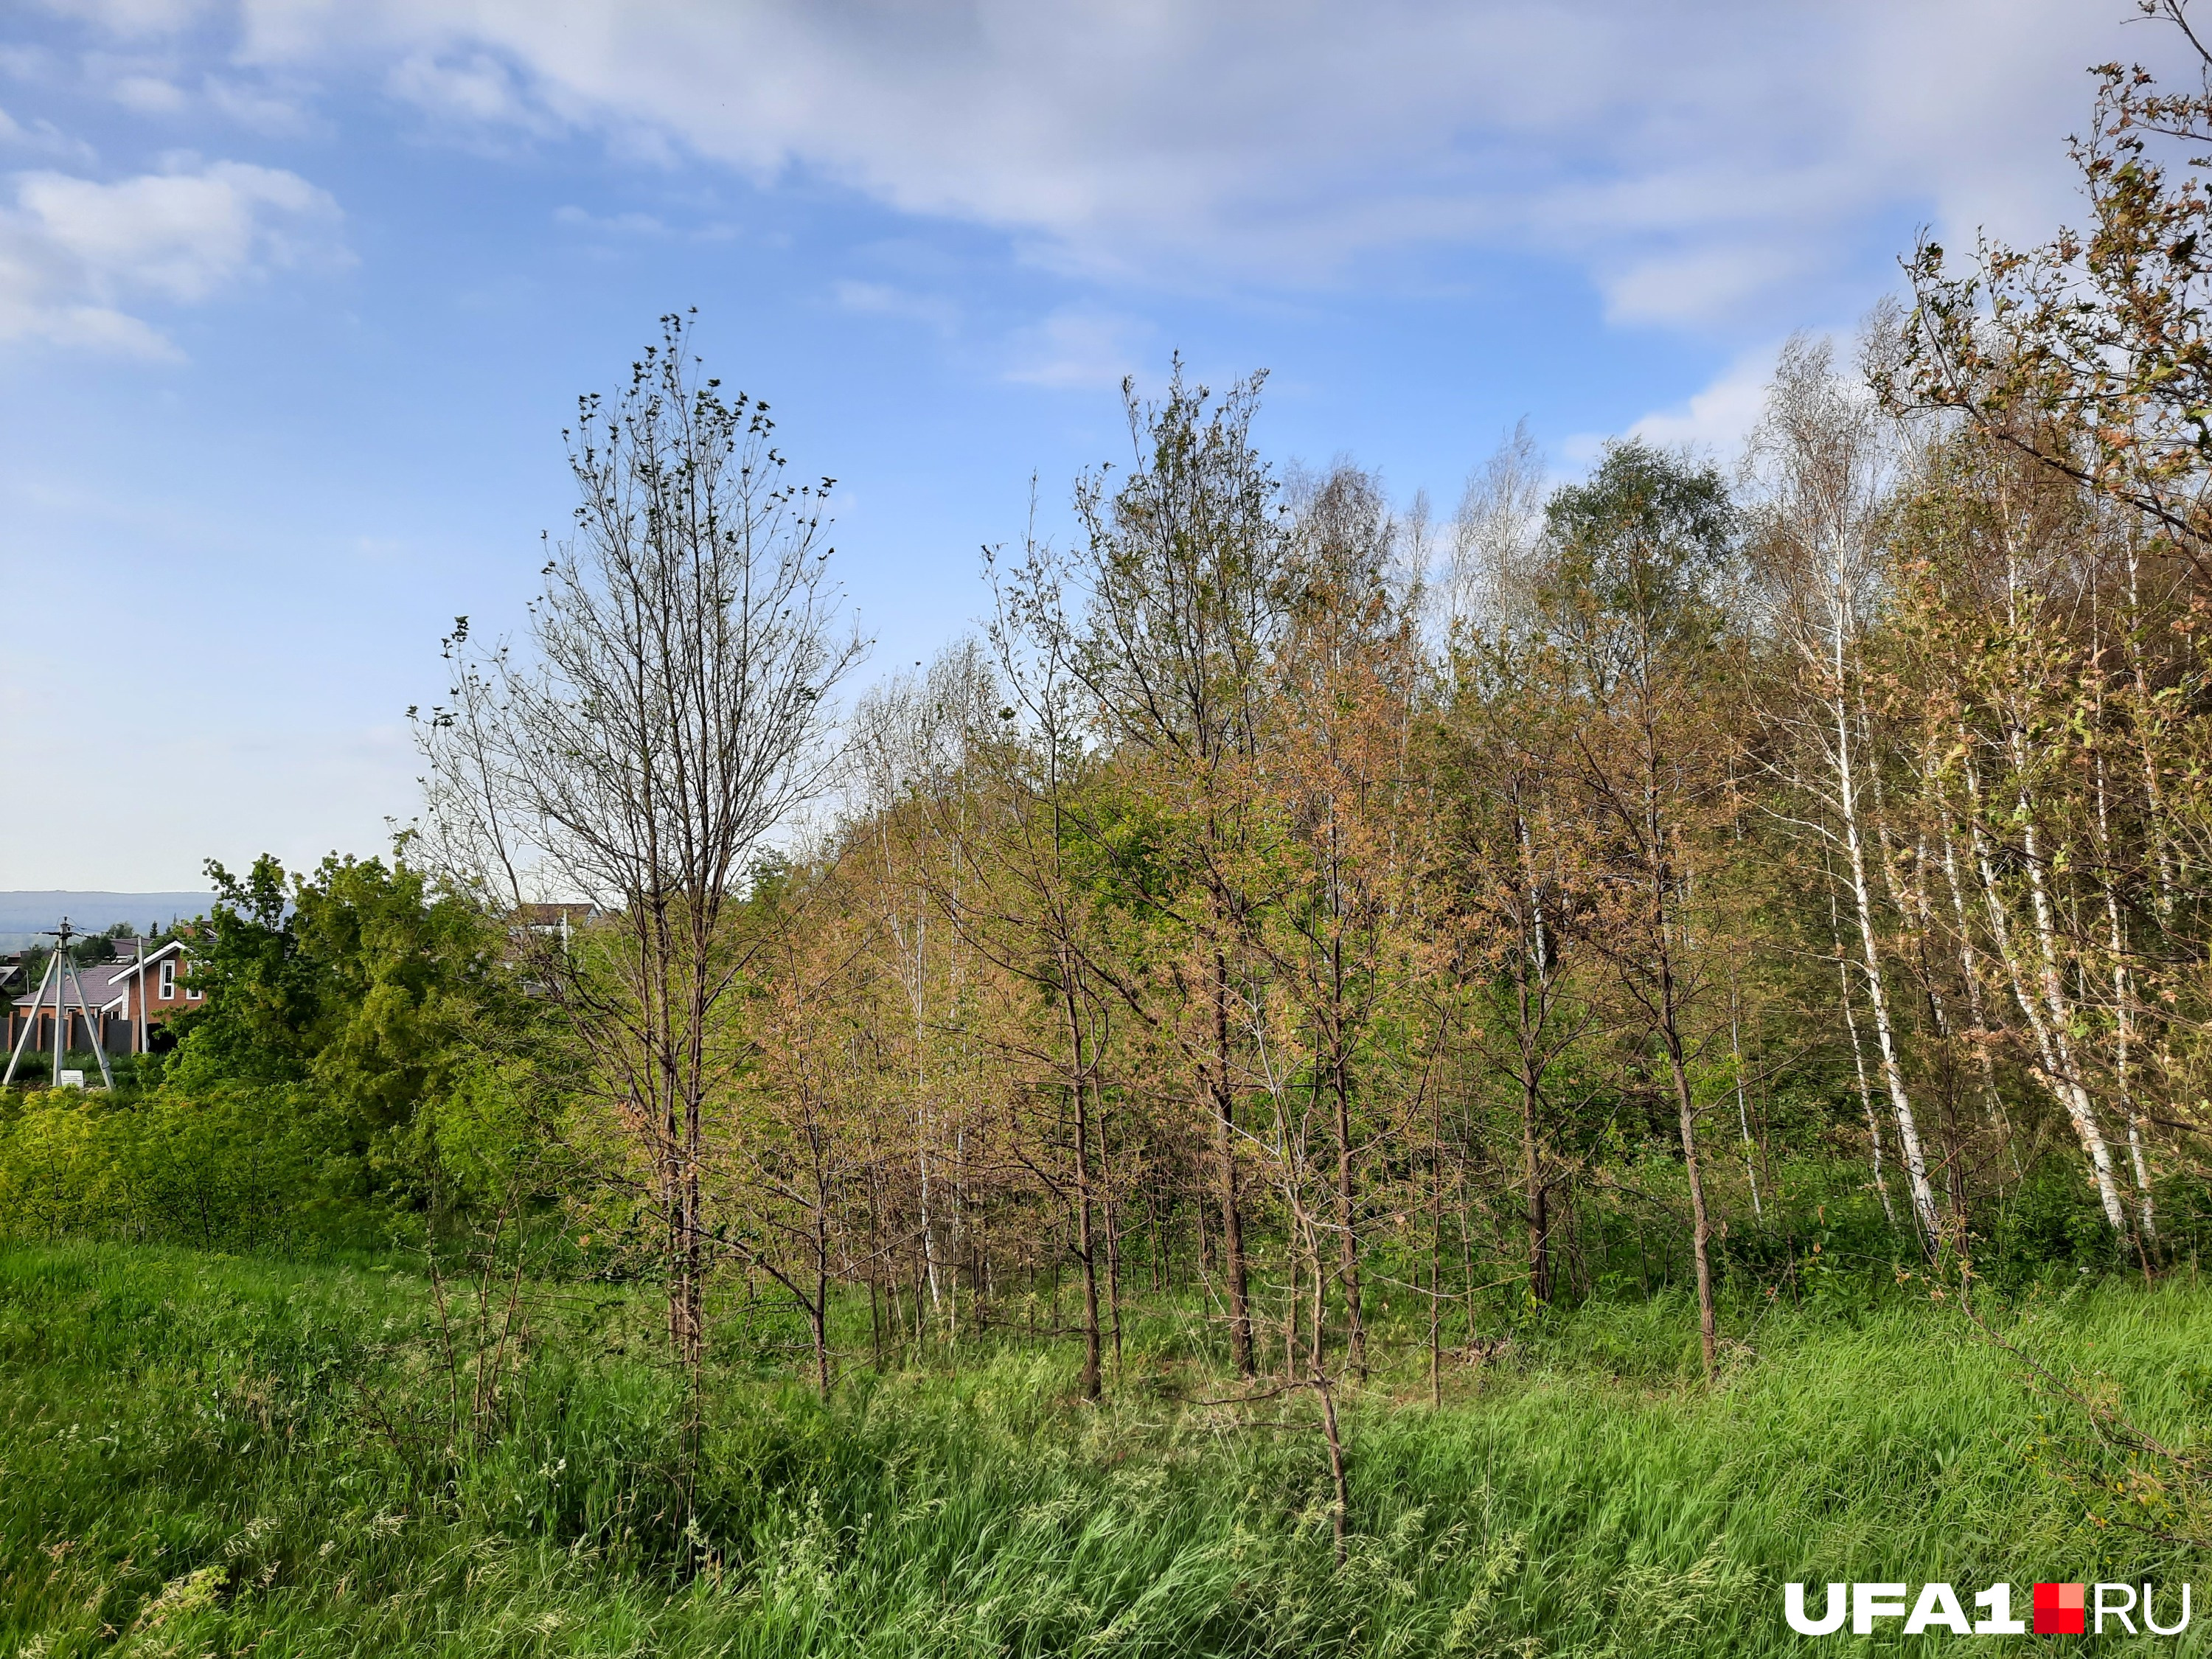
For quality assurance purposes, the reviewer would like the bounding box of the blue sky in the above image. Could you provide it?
[0,0,2166,888]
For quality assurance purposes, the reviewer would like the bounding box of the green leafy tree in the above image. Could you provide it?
[167,849,512,1194]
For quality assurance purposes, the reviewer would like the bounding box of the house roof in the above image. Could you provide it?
[12,939,187,1011]
[514,902,597,927]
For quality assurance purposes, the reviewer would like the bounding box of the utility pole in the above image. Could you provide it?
[1,918,113,1089]
[3,953,58,1086]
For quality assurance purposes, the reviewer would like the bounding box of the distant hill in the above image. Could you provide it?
[0,891,213,951]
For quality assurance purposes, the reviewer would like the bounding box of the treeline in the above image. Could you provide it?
[644,340,2212,1399]
[13,19,2212,1413]
[413,316,2212,1401]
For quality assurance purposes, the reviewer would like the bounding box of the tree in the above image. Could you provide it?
[417,312,863,1368]
[1894,1,2212,586]
[1261,463,1431,1376]
[168,849,498,1195]
[846,645,992,1346]
[1743,334,1945,1247]
[1885,433,2152,1241]
[735,872,887,1400]
[1072,362,1288,1377]
[1535,442,1742,1379]
[1439,632,1602,1309]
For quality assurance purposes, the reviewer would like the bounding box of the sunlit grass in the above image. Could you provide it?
[2,1242,2205,1655]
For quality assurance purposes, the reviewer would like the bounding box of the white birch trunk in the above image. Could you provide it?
[2092,747,2157,1239]
[1832,886,1896,1228]
[1961,748,2128,1231]
[1937,815,2021,1177]
[1834,692,1941,1241]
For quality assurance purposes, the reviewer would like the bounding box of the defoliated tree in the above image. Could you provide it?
[417,313,863,1368]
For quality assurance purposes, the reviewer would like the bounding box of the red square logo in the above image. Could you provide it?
[2034,1582,2086,1635]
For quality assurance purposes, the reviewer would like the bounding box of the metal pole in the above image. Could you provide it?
[134,935,147,1056]
[60,954,114,1089]
[52,922,67,1089]
[1,951,58,1085]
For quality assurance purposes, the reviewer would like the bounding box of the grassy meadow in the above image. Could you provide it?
[4,1241,2208,1658]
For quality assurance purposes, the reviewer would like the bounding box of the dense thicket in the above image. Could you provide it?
[677,338,2212,1405]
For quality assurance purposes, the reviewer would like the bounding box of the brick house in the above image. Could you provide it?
[3,939,201,1057]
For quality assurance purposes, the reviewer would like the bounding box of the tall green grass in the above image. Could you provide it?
[2,1242,2205,1656]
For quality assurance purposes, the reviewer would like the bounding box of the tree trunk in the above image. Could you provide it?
[1961,752,2128,1231]
[1430,1077,1445,1407]
[1647,801,1717,1380]
[1729,986,1761,1220]
[1211,938,1254,1377]
[1332,1025,1366,1377]
[811,1270,831,1400]
[2093,749,2159,1242]
[1936,819,2021,1178]
[1663,1029,1718,1380]
[1070,982,1103,1402]
[1837,697,1941,1242]
[1516,807,1554,1300]
[1520,1062,1550,1303]
[1307,1231,1350,1567]
[2017,806,2129,1231]
[1832,887,1898,1228]
[1074,1100,1102,1400]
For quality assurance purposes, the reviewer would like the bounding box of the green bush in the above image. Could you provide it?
[0,1087,328,1249]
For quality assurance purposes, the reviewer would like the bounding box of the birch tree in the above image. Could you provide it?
[1745,335,1944,1244]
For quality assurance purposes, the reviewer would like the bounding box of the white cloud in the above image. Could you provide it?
[1563,344,1793,467]
[552,202,740,244]
[108,72,187,113]
[13,302,176,356]
[204,76,318,134]
[0,46,58,82]
[29,0,2181,332]
[553,202,664,235]
[1599,245,1818,330]
[1626,349,1779,461]
[0,102,100,165]
[386,49,554,134]
[0,156,344,355]
[33,0,215,35]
